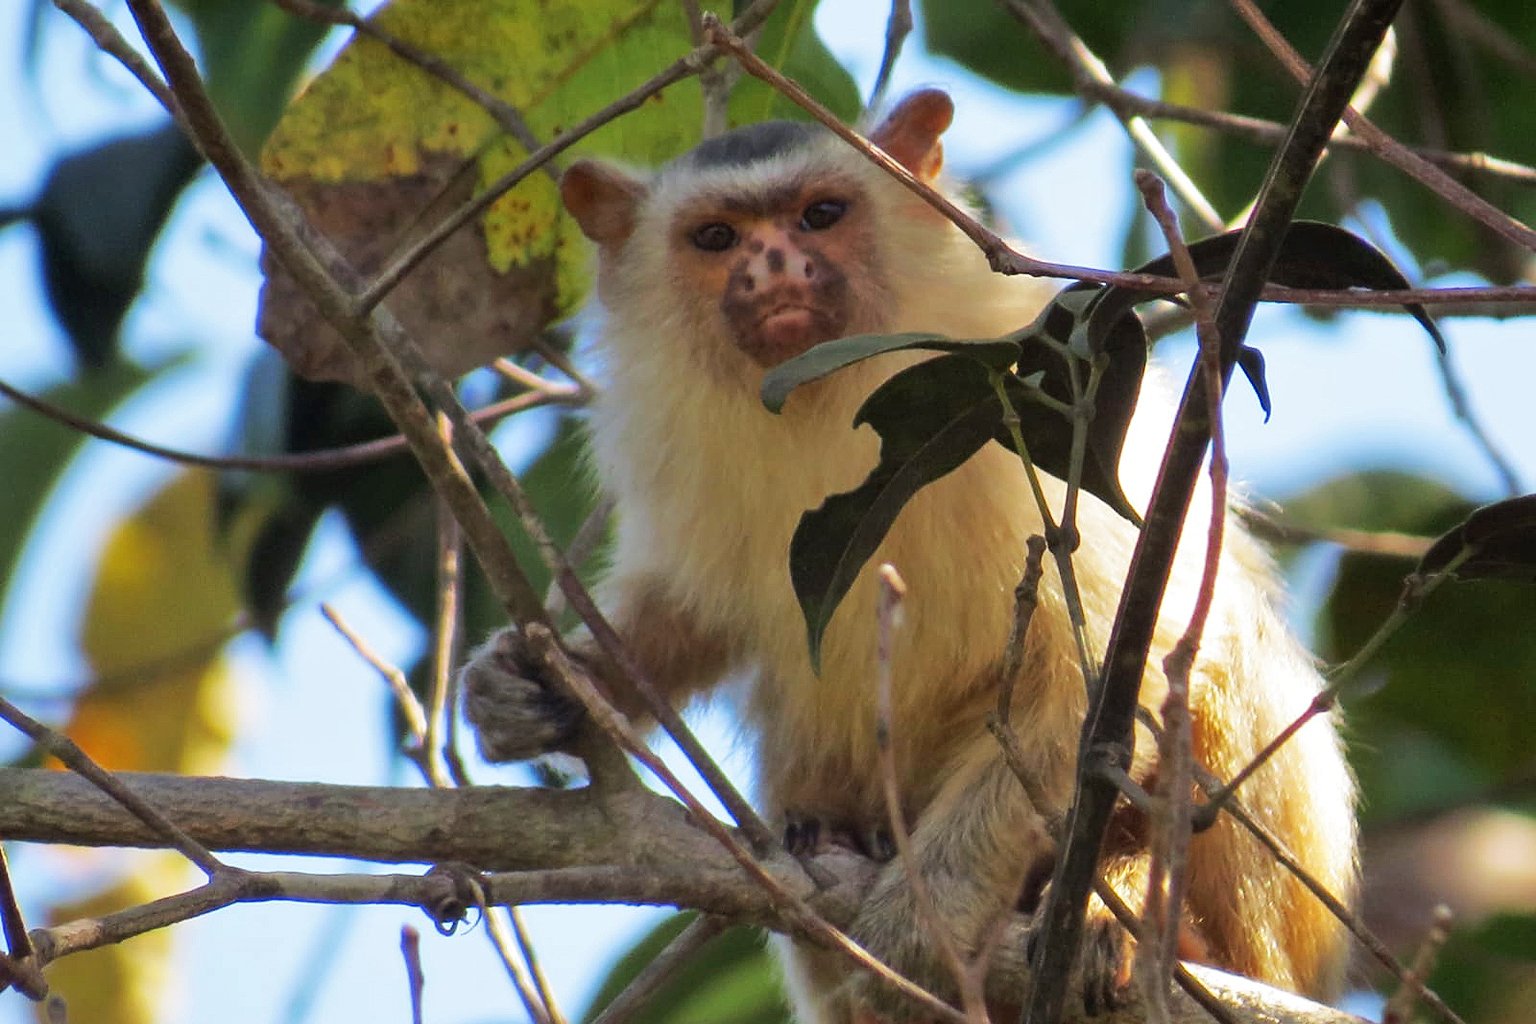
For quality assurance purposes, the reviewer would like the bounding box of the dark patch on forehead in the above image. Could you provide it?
[679,120,825,170]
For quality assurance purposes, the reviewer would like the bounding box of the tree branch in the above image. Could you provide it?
[0,768,1364,1024]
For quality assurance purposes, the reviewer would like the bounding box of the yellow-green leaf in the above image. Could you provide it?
[67,471,239,775]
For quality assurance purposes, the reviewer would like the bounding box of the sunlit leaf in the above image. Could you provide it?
[259,0,703,385]
[71,471,240,775]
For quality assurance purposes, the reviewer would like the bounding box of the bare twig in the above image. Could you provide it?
[1241,512,1434,559]
[400,925,426,1024]
[427,430,464,784]
[1430,343,1523,495]
[0,371,577,476]
[321,602,432,754]
[0,695,225,877]
[868,0,913,112]
[1000,0,1223,231]
[53,0,175,112]
[874,566,983,1021]
[1230,0,1536,255]
[996,536,1049,725]
[0,847,44,1000]
[1383,905,1454,1024]
[1133,170,1230,1022]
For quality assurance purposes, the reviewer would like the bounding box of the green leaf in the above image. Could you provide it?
[730,0,861,126]
[1426,912,1536,1020]
[920,0,1133,95]
[1087,220,1444,416]
[0,361,164,632]
[1304,473,1536,821]
[760,331,1023,412]
[172,0,342,154]
[790,354,1018,663]
[1418,494,1536,582]
[27,124,202,367]
[581,913,791,1024]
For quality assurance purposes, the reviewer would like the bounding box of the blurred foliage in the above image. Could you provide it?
[923,0,1536,282]
[581,913,793,1024]
[3,0,1534,1021]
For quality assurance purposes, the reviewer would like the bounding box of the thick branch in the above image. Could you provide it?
[0,769,1361,1023]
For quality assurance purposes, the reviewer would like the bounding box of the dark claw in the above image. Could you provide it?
[859,826,897,862]
[783,813,822,855]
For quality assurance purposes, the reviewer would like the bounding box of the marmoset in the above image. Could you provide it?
[462,89,1357,1023]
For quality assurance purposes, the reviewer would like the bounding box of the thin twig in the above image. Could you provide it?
[426,421,464,785]
[1000,0,1223,231]
[1240,512,1433,559]
[0,847,43,1000]
[1229,0,1536,255]
[867,0,913,112]
[1383,905,1454,1024]
[400,925,426,1024]
[53,0,175,111]
[1078,83,1536,184]
[321,603,431,751]
[1430,343,1523,495]
[1133,170,1230,1022]
[544,494,615,617]
[996,536,1049,726]
[874,566,983,1022]
[0,695,225,877]
[0,372,578,474]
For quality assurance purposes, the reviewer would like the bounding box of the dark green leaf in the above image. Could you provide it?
[243,502,322,639]
[581,913,791,1024]
[1088,220,1443,415]
[761,332,1023,412]
[1426,912,1536,1020]
[1013,301,1145,522]
[1417,494,1536,582]
[1304,473,1536,821]
[791,354,1013,663]
[27,124,203,368]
